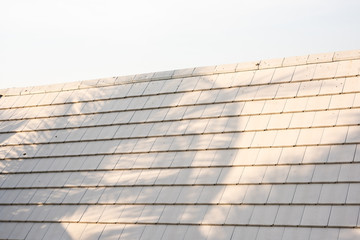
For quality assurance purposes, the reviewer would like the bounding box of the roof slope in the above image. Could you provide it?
[0,50,360,240]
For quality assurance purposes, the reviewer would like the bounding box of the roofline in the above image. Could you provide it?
[1,49,359,97]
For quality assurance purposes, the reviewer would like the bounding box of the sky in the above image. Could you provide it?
[0,0,359,89]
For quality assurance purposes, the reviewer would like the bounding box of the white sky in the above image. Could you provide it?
[1,0,359,89]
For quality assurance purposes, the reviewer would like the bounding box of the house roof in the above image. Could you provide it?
[0,49,360,239]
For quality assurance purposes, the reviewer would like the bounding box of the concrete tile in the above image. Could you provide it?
[319,183,349,204]
[204,118,228,133]
[191,150,216,167]
[251,130,277,147]
[221,102,246,117]
[251,68,275,85]
[329,93,355,109]
[194,75,217,90]
[231,226,259,240]
[232,148,259,165]
[156,186,182,203]
[343,76,360,93]
[196,90,221,104]
[79,224,106,240]
[159,78,182,93]
[278,147,305,164]
[161,225,187,240]
[193,65,216,76]
[297,80,322,96]
[286,165,315,183]
[267,113,292,129]
[99,224,125,240]
[346,126,360,143]
[283,97,309,112]
[320,126,348,144]
[116,187,142,204]
[176,185,203,203]
[312,110,339,127]
[195,167,222,184]
[147,108,169,122]
[338,228,360,240]
[177,77,200,91]
[235,86,259,101]
[267,184,296,204]
[26,223,52,240]
[245,115,270,131]
[309,228,339,240]
[243,185,271,204]
[164,106,187,120]
[305,96,330,111]
[301,205,331,226]
[126,82,149,97]
[143,80,165,95]
[202,205,231,224]
[135,169,160,185]
[116,170,142,186]
[338,163,360,182]
[334,49,360,60]
[320,78,345,95]
[249,205,278,225]
[171,151,196,167]
[98,187,123,204]
[169,135,194,151]
[232,70,256,86]
[313,62,338,79]
[173,67,194,78]
[62,223,88,240]
[8,223,34,240]
[302,145,330,163]
[138,205,164,223]
[329,206,360,227]
[296,128,324,145]
[127,96,149,110]
[262,99,287,114]
[281,227,311,240]
[140,225,166,240]
[158,205,186,224]
[337,108,360,125]
[178,91,201,105]
[255,84,279,99]
[217,166,243,184]
[262,165,290,183]
[215,63,238,73]
[312,164,341,182]
[144,95,166,108]
[273,129,300,147]
[307,52,334,63]
[62,188,87,204]
[271,66,296,83]
[220,185,248,203]
[214,72,236,88]
[346,183,360,203]
[256,227,285,240]
[292,64,317,82]
[180,205,208,224]
[120,224,146,239]
[183,225,210,240]
[293,184,322,204]
[255,148,281,164]
[328,144,356,163]
[182,105,206,119]
[197,185,225,204]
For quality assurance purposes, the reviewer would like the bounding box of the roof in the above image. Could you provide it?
[0,49,360,239]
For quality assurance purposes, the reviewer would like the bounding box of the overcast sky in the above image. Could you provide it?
[1,0,359,89]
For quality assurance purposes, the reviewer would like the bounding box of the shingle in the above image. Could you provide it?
[319,183,349,204]
[312,110,339,127]
[283,97,309,112]
[329,93,355,109]
[305,95,331,111]
[26,223,52,240]
[63,223,88,240]
[251,68,275,85]
[116,187,142,203]
[144,95,166,108]
[320,126,348,144]
[183,225,210,240]
[346,126,360,143]
[296,128,324,145]
[297,80,322,96]
[191,150,216,167]
[338,228,360,240]
[251,130,277,147]
[235,86,259,101]
[256,228,285,240]
[302,146,330,164]
[8,223,35,240]
[217,166,243,184]
[99,224,125,240]
[328,145,356,163]
[255,148,282,165]
[176,185,203,203]
[195,167,222,184]
[329,206,360,227]
[343,76,360,93]
[313,62,338,79]
[178,91,201,105]
[241,100,265,115]
[346,183,360,203]
[273,129,300,147]
[158,205,186,224]
[221,102,246,116]
[338,163,360,182]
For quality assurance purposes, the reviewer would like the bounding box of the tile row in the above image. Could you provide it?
[1,59,359,109]
[0,183,358,205]
[1,203,360,227]
[1,75,359,121]
[1,145,359,173]
[1,108,360,146]
[1,162,360,188]
[1,223,358,240]
[1,125,358,158]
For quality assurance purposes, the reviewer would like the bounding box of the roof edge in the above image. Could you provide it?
[1,49,360,96]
